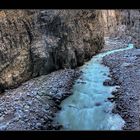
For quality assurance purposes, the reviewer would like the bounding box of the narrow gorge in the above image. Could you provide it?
[0,10,140,130]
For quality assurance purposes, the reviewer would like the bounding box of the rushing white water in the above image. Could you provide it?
[55,44,134,130]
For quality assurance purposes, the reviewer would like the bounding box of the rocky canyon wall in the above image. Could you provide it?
[0,10,104,91]
[100,10,140,47]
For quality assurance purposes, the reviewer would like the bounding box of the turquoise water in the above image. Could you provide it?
[55,44,134,130]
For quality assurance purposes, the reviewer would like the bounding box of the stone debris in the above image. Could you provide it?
[0,69,80,130]
[103,38,140,130]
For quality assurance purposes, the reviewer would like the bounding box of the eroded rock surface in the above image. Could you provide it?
[100,10,140,47]
[0,10,104,90]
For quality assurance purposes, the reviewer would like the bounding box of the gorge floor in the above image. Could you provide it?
[0,69,80,130]
[54,38,134,130]
[0,37,139,130]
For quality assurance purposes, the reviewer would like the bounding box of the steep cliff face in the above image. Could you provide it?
[100,10,119,36]
[36,10,104,70]
[0,10,36,90]
[0,10,104,90]
[100,10,140,47]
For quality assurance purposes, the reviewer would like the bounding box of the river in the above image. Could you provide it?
[54,44,134,130]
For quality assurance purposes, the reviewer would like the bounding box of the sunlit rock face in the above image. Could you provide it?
[0,10,36,90]
[100,10,140,48]
[0,10,104,90]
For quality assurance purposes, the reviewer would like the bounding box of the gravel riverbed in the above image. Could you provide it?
[0,69,80,130]
[103,44,140,130]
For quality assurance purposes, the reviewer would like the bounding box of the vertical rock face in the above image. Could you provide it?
[100,10,140,47]
[0,10,104,90]
[37,10,104,68]
[100,10,120,36]
[0,10,36,90]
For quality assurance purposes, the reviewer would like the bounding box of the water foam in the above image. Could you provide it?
[55,44,134,130]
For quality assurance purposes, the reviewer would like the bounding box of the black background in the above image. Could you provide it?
[0,131,140,139]
[0,0,139,9]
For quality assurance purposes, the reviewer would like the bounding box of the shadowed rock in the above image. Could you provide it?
[0,84,5,93]
[0,10,104,90]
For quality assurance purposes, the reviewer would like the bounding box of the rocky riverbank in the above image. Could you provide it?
[0,10,105,130]
[103,44,140,130]
[1,10,140,130]
[53,38,127,130]
[0,69,80,130]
